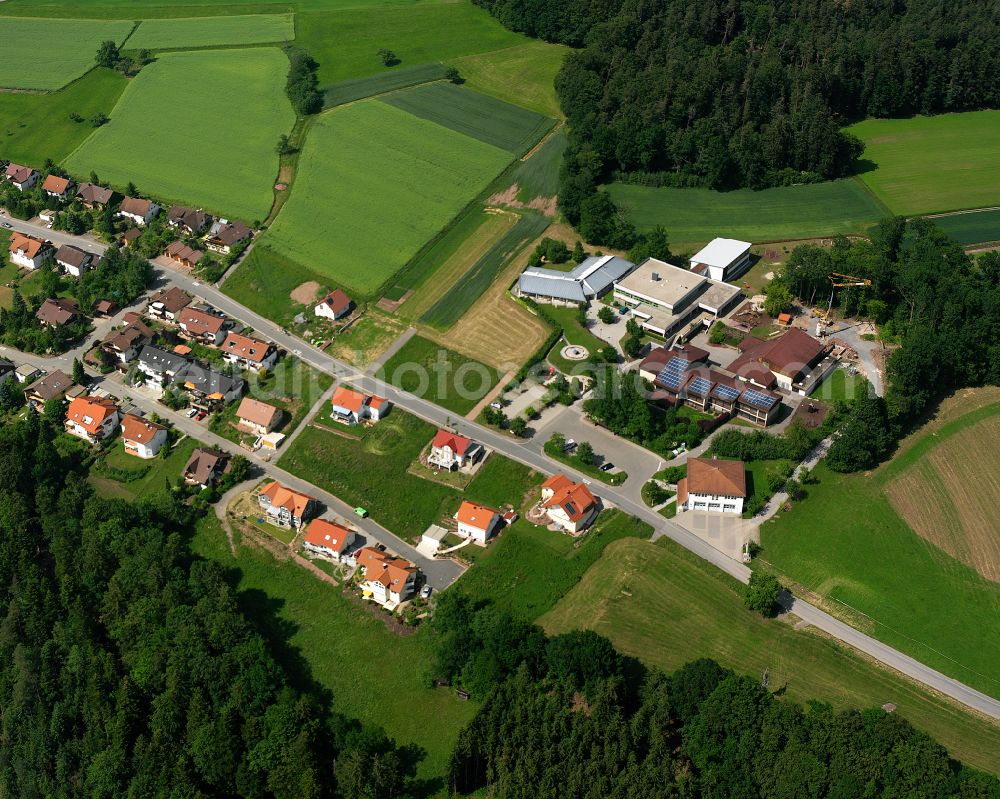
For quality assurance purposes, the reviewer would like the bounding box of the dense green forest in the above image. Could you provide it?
[472,0,1000,243]
[432,593,1000,798]
[0,415,415,798]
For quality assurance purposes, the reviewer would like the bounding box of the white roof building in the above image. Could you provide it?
[689,238,753,282]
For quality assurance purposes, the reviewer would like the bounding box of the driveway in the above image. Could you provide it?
[668,509,757,560]
[827,320,885,396]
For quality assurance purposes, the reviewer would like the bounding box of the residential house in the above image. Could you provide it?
[64,395,120,444]
[23,370,73,411]
[235,397,282,435]
[164,241,204,269]
[118,196,159,226]
[75,182,115,209]
[455,501,502,544]
[689,238,753,282]
[14,364,42,385]
[121,413,169,458]
[428,429,482,470]
[540,474,600,534]
[329,386,389,424]
[173,362,244,406]
[356,547,418,607]
[55,244,96,277]
[121,228,142,248]
[9,233,49,270]
[167,205,210,235]
[178,306,227,345]
[205,220,252,254]
[36,297,79,328]
[147,286,192,322]
[314,289,352,320]
[728,327,830,392]
[221,331,277,372]
[678,457,747,515]
[136,345,189,388]
[302,518,355,562]
[182,447,230,489]
[4,162,38,191]
[257,481,316,528]
[101,317,153,364]
[41,174,73,201]
[93,299,116,317]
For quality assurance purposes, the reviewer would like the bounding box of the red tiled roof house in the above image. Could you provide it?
[540,474,600,534]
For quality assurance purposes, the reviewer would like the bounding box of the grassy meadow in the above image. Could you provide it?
[264,101,512,296]
[0,17,134,90]
[848,111,1000,215]
[541,537,1000,776]
[90,437,199,502]
[608,180,885,251]
[381,82,554,154]
[322,63,448,108]
[65,48,294,220]
[929,208,1000,246]
[761,398,1000,700]
[126,13,294,49]
[220,245,322,327]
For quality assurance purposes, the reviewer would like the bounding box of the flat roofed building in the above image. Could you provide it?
[689,238,752,282]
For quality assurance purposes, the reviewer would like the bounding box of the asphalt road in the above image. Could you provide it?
[4,215,999,720]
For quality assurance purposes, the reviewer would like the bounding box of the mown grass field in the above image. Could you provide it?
[377,335,500,415]
[847,111,1000,216]
[189,514,476,785]
[761,395,1000,700]
[808,367,871,402]
[265,101,512,296]
[381,82,554,154]
[929,209,1000,246]
[65,48,293,220]
[447,41,568,119]
[541,537,1000,776]
[608,180,885,251]
[90,437,199,502]
[322,63,448,108]
[126,13,294,49]
[0,17,134,90]
[0,68,127,164]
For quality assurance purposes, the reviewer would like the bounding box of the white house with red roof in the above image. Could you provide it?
[5,163,38,191]
[121,413,169,459]
[428,429,482,470]
[329,385,390,424]
[455,501,502,543]
[314,289,352,320]
[356,547,418,607]
[65,395,121,444]
[302,518,356,563]
[540,474,600,534]
[221,331,277,372]
[257,481,316,529]
[42,174,73,200]
[9,233,49,270]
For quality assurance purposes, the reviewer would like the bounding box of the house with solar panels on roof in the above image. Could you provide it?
[515,255,637,306]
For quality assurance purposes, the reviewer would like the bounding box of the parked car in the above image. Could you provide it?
[354,507,368,518]
[563,438,576,452]
[186,408,198,418]
[1,222,11,229]
[195,411,206,421]
[489,401,504,410]
[420,584,432,599]
[600,462,615,472]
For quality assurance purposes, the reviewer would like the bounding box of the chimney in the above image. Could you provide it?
[651,271,660,281]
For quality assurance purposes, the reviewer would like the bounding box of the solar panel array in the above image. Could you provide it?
[656,357,688,390]
[741,388,776,409]
[712,383,741,402]
[687,376,713,396]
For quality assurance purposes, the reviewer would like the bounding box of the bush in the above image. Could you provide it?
[744,570,782,617]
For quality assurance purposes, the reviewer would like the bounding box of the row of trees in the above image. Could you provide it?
[435,591,999,798]
[286,47,323,115]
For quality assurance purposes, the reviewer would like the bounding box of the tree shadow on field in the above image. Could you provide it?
[849,157,879,176]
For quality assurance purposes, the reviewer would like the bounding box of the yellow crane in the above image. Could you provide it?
[816,272,873,320]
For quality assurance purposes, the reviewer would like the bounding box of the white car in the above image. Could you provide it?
[420,584,432,599]
[186,408,198,418]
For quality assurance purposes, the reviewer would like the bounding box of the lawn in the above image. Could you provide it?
[447,41,569,119]
[760,400,1000,700]
[381,82,554,155]
[376,335,499,416]
[0,68,128,165]
[808,367,871,402]
[608,180,885,252]
[188,513,476,785]
[65,48,294,221]
[126,14,294,49]
[928,208,1000,247]
[221,245,323,328]
[264,100,512,297]
[540,537,1000,776]
[540,304,610,374]
[0,17,134,90]
[89,436,199,501]
[280,412,538,540]
[847,111,1000,215]
[458,510,652,620]
[322,62,448,108]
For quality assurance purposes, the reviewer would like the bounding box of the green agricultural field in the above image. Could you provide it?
[508,129,566,202]
[381,82,554,154]
[420,211,549,329]
[376,335,499,415]
[760,400,1000,700]
[0,17,134,90]
[448,41,569,119]
[928,209,1000,246]
[541,537,1000,776]
[322,62,448,108]
[848,111,1000,215]
[65,48,293,221]
[608,180,885,251]
[297,3,527,86]
[265,101,512,296]
[189,515,476,784]
[126,14,294,49]
[0,68,127,164]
